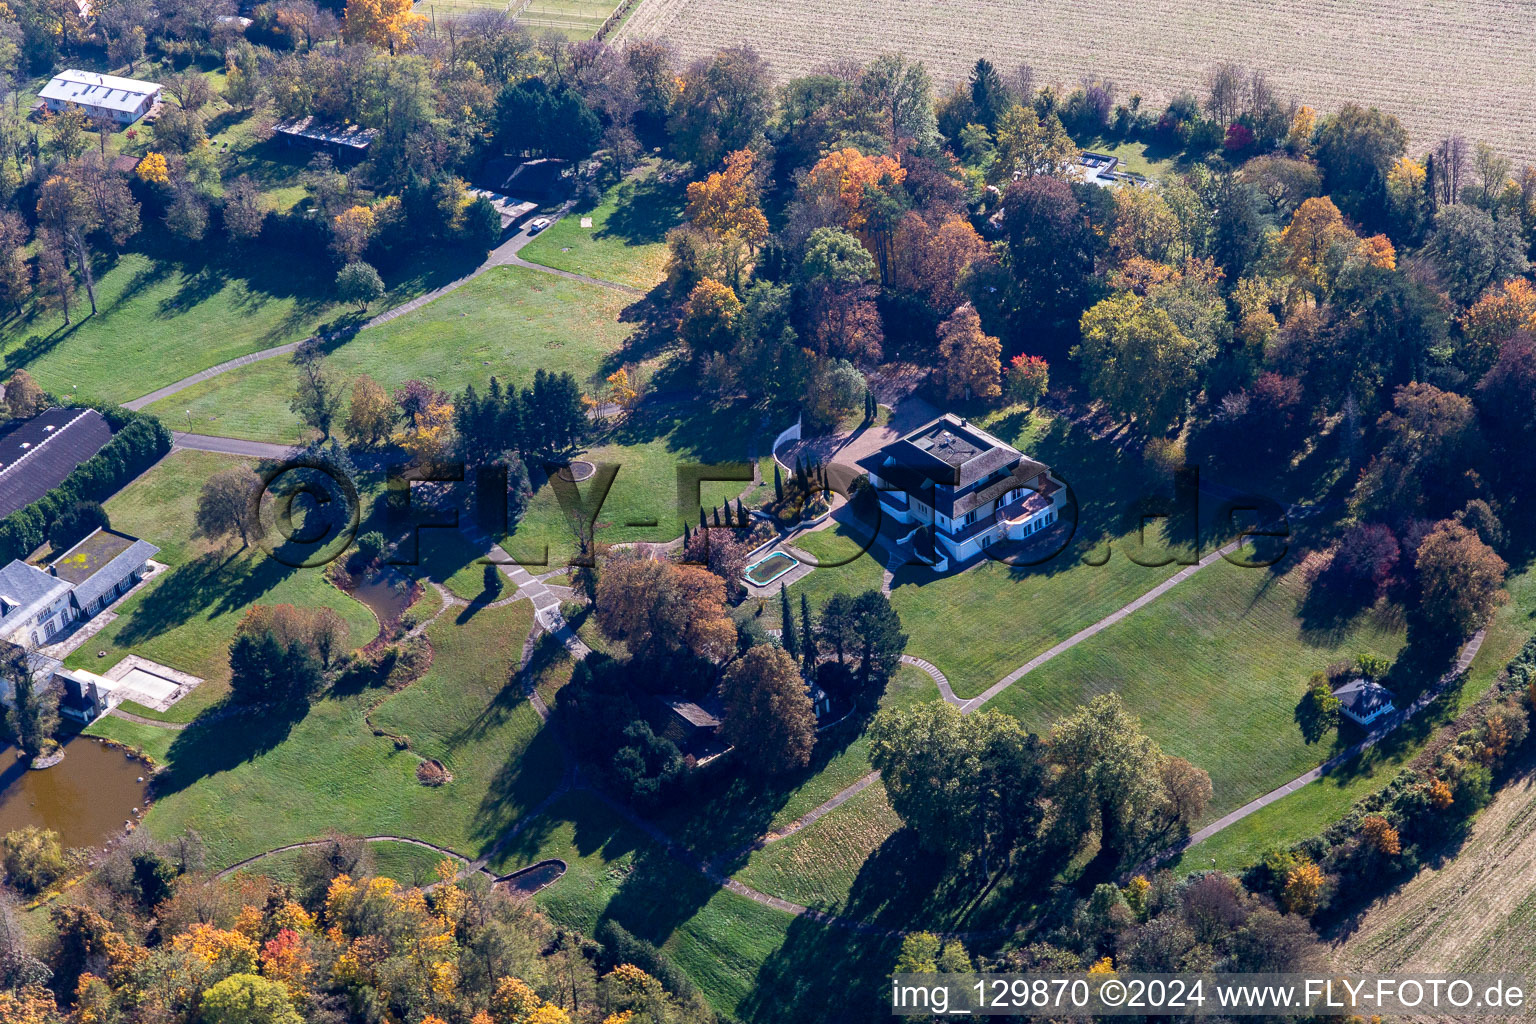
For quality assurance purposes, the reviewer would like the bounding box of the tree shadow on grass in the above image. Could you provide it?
[468,727,567,858]
[738,915,902,1024]
[111,548,301,649]
[152,699,308,797]
[600,172,687,246]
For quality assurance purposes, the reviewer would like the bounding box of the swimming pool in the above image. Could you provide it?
[744,550,799,587]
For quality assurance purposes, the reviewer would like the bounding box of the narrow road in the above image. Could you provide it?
[171,433,298,459]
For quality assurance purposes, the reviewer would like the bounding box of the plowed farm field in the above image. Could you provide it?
[620,0,1536,164]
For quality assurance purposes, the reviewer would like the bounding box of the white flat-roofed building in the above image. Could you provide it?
[39,70,162,124]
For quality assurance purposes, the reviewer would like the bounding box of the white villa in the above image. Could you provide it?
[0,527,159,720]
[861,414,1064,571]
[39,70,162,124]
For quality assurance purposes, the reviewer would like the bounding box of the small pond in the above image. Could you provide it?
[0,736,149,848]
[350,572,414,632]
[744,551,799,587]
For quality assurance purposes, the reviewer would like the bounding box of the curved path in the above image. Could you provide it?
[121,209,639,413]
[1154,627,1487,866]
[216,835,470,879]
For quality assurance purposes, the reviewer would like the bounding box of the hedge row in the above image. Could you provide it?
[0,407,172,564]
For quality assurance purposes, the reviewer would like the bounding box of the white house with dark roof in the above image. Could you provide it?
[859,413,1064,571]
[1333,677,1397,727]
[39,70,162,124]
[0,528,158,719]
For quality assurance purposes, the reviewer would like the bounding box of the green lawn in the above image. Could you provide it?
[69,450,379,722]
[2,238,465,408]
[1171,562,1536,872]
[146,265,638,443]
[986,557,1406,820]
[498,406,768,567]
[143,600,559,867]
[519,162,685,290]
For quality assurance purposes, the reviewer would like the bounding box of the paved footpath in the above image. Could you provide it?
[120,207,641,412]
[1157,628,1487,864]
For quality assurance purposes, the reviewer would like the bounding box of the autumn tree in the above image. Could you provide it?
[798,147,907,282]
[1006,354,1049,407]
[195,466,264,549]
[684,148,767,289]
[1159,755,1213,828]
[341,0,424,53]
[1277,196,1358,295]
[1414,520,1507,638]
[330,205,375,263]
[892,212,991,314]
[345,375,394,448]
[3,370,45,419]
[679,278,742,362]
[1359,814,1401,857]
[594,555,736,663]
[1281,859,1327,916]
[937,303,1001,401]
[719,644,816,775]
[1074,292,1200,432]
[1461,278,1536,374]
[393,394,456,469]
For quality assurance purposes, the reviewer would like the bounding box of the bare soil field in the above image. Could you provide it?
[1336,769,1536,981]
[620,0,1536,164]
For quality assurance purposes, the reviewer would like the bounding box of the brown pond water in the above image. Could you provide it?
[350,573,412,632]
[0,737,149,848]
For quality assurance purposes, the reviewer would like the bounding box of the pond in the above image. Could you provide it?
[350,572,414,633]
[744,551,799,587]
[0,736,149,848]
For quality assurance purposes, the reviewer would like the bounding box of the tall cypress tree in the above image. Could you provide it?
[779,584,799,661]
[736,498,747,527]
[774,463,783,503]
[800,591,817,672]
[700,507,708,530]
[713,506,722,527]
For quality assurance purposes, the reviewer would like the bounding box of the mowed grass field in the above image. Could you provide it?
[130,598,557,868]
[519,162,685,290]
[70,450,380,723]
[2,240,467,407]
[620,0,1536,165]
[145,265,638,443]
[1172,562,1536,873]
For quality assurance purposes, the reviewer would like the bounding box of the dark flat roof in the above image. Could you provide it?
[0,408,114,519]
[49,528,137,584]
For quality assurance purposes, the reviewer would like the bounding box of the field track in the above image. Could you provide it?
[619,0,1536,165]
